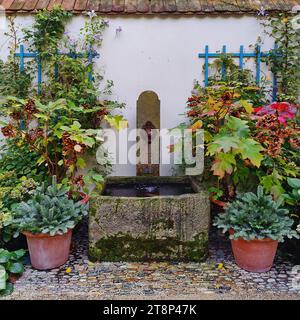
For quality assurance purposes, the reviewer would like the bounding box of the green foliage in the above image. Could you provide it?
[22,6,125,127]
[206,55,267,105]
[207,116,264,179]
[0,248,25,296]
[0,170,39,242]
[184,52,300,204]
[10,176,88,237]
[0,139,47,182]
[0,59,31,98]
[262,13,300,103]
[23,6,72,55]
[0,17,31,98]
[214,186,299,242]
[184,79,264,195]
[0,7,126,197]
[284,178,300,231]
[1,98,97,180]
[284,178,300,206]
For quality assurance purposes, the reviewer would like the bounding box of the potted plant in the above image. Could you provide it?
[214,186,299,272]
[10,176,88,270]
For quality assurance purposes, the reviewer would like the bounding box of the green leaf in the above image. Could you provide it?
[82,136,95,148]
[104,115,127,131]
[37,156,46,166]
[10,250,26,261]
[92,174,104,183]
[207,135,239,154]
[0,250,10,264]
[287,178,300,189]
[76,158,86,169]
[7,262,24,274]
[238,138,264,167]
[0,282,13,296]
[226,116,250,137]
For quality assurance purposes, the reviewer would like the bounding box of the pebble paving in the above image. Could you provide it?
[3,219,300,300]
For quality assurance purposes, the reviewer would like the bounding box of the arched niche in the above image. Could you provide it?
[136,91,160,176]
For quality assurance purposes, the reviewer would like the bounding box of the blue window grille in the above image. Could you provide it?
[198,45,278,101]
[15,45,98,95]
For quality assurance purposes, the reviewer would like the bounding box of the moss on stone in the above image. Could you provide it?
[185,232,209,261]
[89,205,97,218]
[89,176,210,263]
[89,229,208,262]
[88,246,102,262]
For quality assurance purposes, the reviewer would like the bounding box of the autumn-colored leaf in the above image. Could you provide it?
[211,153,236,178]
[190,120,203,130]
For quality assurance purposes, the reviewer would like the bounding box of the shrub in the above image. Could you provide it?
[10,176,88,237]
[214,186,299,242]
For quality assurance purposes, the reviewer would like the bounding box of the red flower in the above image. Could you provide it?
[270,102,290,112]
[253,107,263,113]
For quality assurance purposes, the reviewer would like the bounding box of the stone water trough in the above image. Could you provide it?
[89,176,210,262]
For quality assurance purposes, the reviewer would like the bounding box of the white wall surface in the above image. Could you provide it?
[0,15,273,175]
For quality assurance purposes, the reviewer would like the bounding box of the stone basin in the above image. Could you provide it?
[89,176,210,262]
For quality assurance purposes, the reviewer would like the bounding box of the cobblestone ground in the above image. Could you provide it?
[3,219,300,300]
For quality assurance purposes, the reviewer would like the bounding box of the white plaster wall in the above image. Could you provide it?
[0,15,273,175]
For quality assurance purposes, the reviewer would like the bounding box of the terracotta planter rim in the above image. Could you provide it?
[23,229,72,239]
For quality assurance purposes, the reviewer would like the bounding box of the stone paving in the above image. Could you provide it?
[2,219,300,300]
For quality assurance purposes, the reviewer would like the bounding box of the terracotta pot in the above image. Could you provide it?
[229,230,278,273]
[23,229,72,270]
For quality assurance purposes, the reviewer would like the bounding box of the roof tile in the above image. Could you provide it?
[136,0,149,12]
[35,0,50,10]
[47,0,63,10]
[22,0,39,11]
[124,0,136,13]
[74,0,88,11]
[164,0,176,13]
[151,0,164,13]
[99,0,113,12]
[0,0,15,9]
[86,0,99,11]
[61,0,76,10]
[9,0,25,10]
[112,0,125,12]
[1,0,296,14]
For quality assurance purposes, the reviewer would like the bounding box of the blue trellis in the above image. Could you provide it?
[198,45,278,101]
[15,45,98,95]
